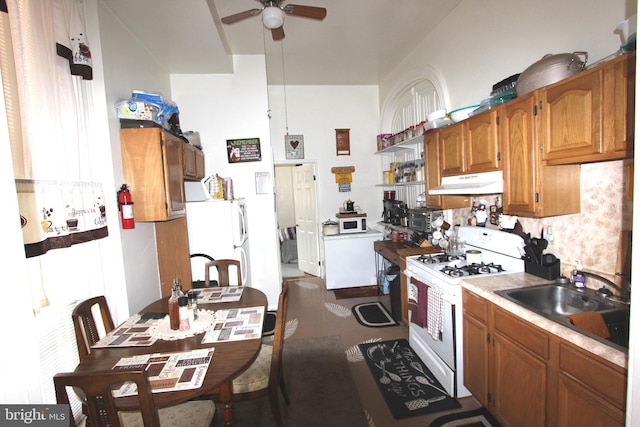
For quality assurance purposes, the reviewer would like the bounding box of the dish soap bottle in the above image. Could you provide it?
[573,260,586,288]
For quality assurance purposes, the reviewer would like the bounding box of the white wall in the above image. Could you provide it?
[381,0,628,112]
[170,56,281,308]
[269,85,382,223]
[97,0,176,314]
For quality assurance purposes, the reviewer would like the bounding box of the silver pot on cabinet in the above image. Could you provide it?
[515,51,588,96]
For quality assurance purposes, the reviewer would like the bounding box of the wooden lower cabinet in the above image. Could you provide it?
[462,311,489,407]
[492,330,547,426]
[462,289,626,427]
[155,216,192,297]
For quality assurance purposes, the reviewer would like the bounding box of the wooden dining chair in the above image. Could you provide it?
[72,296,115,362]
[204,259,242,287]
[54,369,215,427]
[210,284,289,427]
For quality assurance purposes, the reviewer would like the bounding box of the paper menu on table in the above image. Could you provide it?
[191,286,244,303]
[202,306,265,343]
[111,349,214,397]
[92,314,164,348]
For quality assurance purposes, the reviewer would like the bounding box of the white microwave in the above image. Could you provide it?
[338,215,367,234]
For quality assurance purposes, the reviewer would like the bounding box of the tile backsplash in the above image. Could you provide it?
[452,160,632,281]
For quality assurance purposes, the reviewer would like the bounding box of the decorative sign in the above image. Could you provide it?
[331,166,355,191]
[227,138,261,163]
[335,128,350,156]
[285,134,304,159]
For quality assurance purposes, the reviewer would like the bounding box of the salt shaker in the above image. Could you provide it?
[178,296,190,331]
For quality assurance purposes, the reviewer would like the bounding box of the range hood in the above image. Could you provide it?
[428,171,504,195]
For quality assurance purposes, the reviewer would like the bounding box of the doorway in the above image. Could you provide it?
[275,163,320,278]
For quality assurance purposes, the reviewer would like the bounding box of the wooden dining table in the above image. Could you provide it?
[75,286,268,427]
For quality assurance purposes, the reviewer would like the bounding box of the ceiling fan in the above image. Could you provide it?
[221,0,327,41]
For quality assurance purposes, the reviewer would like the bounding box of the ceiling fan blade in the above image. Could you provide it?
[283,4,327,20]
[272,26,285,41]
[221,8,262,25]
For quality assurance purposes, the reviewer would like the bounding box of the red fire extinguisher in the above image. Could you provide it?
[117,184,135,229]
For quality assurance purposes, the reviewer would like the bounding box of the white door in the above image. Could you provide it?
[293,164,320,276]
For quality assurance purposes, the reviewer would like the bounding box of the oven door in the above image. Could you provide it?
[408,276,456,370]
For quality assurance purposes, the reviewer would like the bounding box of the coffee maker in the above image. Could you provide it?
[383,199,408,226]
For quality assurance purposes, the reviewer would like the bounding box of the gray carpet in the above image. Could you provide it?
[220,335,369,427]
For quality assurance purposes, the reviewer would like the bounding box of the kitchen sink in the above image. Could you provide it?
[495,283,630,350]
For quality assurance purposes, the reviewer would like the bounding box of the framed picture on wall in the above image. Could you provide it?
[335,128,350,156]
[285,135,304,159]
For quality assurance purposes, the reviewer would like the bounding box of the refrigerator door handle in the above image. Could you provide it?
[237,203,248,246]
[238,246,248,286]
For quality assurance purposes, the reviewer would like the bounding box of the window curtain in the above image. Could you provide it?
[2,0,106,277]
[1,0,107,416]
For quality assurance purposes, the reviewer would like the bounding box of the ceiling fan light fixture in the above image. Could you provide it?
[262,6,284,29]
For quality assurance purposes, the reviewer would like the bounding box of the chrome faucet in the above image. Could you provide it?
[572,270,631,300]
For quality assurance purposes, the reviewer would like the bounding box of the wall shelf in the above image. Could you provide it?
[376,181,425,187]
[375,134,424,154]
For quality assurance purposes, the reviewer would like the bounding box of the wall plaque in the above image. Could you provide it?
[285,134,304,159]
[335,128,350,156]
[227,138,261,163]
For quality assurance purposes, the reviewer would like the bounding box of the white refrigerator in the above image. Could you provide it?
[184,181,250,287]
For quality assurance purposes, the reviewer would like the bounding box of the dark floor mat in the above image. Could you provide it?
[359,338,461,419]
[262,311,277,337]
[429,406,501,427]
[352,302,397,328]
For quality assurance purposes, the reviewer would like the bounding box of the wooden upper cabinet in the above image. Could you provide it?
[183,143,205,181]
[541,52,634,164]
[465,109,501,173]
[501,95,538,215]
[120,128,186,221]
[501,94,581,217]
[439,109,501,177]
[540,66,603,161]
[607,53,635,156]
[425,132,470,209]
[439,123,465,176]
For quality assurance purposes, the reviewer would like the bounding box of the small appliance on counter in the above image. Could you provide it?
[335,199,367,234]
[382,199,408,226]
[407,208,443,233]
[322,219,339,236]
[337,212,367,234]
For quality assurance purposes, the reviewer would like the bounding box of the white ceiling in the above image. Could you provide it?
[101,0,461,85]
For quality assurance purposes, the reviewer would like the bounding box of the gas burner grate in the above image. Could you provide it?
[416,253,465,264]
[439,262,504,277]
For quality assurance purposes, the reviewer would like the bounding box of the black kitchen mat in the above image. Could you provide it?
[352,302,397,328]
[359,339,460,419]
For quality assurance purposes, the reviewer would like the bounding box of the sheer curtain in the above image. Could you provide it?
[1,0,110,413]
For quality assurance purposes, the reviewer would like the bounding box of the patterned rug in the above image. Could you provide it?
[359,339,461,419]
[352,302,397,328]
[429,406,501,427]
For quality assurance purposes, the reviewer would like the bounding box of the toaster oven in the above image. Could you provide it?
[407,208,442,232]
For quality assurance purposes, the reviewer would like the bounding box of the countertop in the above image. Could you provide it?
[373,239,443,259]
[461,273,628,369]
[322,229,383,240]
